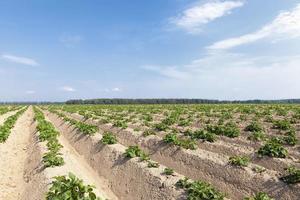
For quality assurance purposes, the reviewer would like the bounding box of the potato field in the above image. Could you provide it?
[0,104,299,200]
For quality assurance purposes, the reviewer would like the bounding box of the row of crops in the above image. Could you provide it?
[42,104,300,199]
[0,107,27,143]
[33,107,102,200]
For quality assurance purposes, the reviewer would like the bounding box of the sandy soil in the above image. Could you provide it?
[0,108,31,200]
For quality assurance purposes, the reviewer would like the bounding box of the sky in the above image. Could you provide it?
[0,0,300,101]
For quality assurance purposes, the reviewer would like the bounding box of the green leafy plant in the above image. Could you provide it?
[176,177,224,200]
[281,130,298,146]
[46,172,101,200]
[229,156,250,167]
[247,131,266,141]
[43,151,64,168]
[244,192,274,200]
[124,145,143,158]
[143,129,156,137]
[272,120,291,130]
[101,132,117,145]
[280,166,300,184]
[154,122,168,131]
[140,152,150,161]
[0,108,27,143]
[191,130,216,142]
[258,140,288,158]
[163,167,174,175]
[163,133,178,143]
[245,121,264,132]
[147,161,159,168]
[252,166,266,174]
[34,107,65,168]
[163,133,197,150]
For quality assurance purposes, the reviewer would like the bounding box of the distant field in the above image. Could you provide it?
[0,104,299,199]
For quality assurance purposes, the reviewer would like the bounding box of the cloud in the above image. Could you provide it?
[60,86,76,92]
[141,52,300,99]
[171,0,244,33]
[208,4,300,50]
[1,54,39,66]
[102,87,122,93]
[25,90,36,94]
[112,87,121,92]
[60,34,83,47]
[142,65,189,80]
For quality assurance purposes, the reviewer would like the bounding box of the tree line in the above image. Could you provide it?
[65,98,300,105]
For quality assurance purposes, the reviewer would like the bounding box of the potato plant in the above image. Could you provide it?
[46,173,101,200]
[229,156,250,167]
[101,132,117,145]
[176,177,225,200]
[244,192,274,200]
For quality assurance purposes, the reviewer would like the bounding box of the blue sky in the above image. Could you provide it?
[0,0,300,101]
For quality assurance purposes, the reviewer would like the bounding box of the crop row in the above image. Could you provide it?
[33,107,102,199]
[0,107,27,142]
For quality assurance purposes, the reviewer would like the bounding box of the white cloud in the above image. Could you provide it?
[60,34,82,47]
[171,0,244,33]
[60,86,76,92]
[25,90,36,94]
[142,65,189,80]
[208,4,300,50]
[141,52,300,99]
[112,87,121,92]
[102,87,122,93]
[1,54,39,66]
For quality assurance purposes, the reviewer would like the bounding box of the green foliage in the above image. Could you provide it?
[281,130,298,146]
[101,132,117,145]
[229,156,250,167]
[143,129,156,137]
[206,122,240,138]
[113,120,128,129]
[147,161,159,168]
[258,140,288,158]
[245,121,264,132]
[176,177,225,200]
[272,120,291,130]
[163,133,178,143]
[191,130,216,142]
[163,167,174,175]
[33,107,65,168]
[247,131,266,141]
[46,173,101,200]
[154,122,168,131]
[140,152,150,161]
[280,166,300,184]
[0,108,27,143]
[76,123,98,135]
[124,145,143,158]
[252,166,266,174]
[244,192,274,200]
[43,151,64,168]
[163,133,197,150]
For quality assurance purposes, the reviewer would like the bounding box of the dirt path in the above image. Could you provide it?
[0,108,31,200]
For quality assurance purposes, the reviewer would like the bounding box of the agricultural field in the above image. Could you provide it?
[0,104,299,200]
